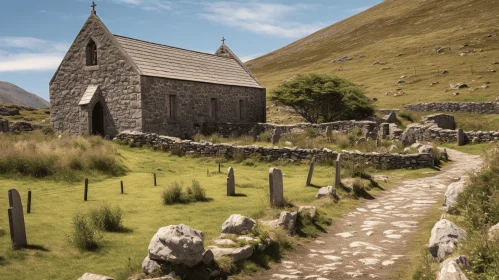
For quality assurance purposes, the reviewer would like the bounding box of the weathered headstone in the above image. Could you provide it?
[271,128,282,145]
[335,154,342,188]
[8,189,27,249]
[306,157,316,186]
[457,129,465,146]
[269,168,284,207]
[325,126,331,139]
[227,167,235,196]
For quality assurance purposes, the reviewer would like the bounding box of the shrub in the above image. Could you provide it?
[258,131,272,142]
[352,179,366,197]
[161,181,207,205]
[89,204,123,232]
[70,213,100,251]
[233,150,246,163]
[162,182,184,205]
[190,180,206,201]
[398,111,415,122]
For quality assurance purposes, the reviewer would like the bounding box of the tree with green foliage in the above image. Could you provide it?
[270,74,374,123]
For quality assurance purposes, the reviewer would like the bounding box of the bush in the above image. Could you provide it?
[190,180,206,201]
[352,179,366,197]
[70,213,100,251]
[89,204,123,232]
[398,111,415,122]
[162,182,184,205]
[161,181,207,205]
[258,131,272,142]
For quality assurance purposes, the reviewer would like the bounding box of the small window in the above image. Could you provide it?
[211,98,218,119]
[86,40,98,66]
[239,100,244,120]
[168,95,177,119]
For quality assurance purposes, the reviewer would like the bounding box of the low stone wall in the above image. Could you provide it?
[202,120,379,139]
[116,131,434,170]
[0,118,8,132]
[404,102,499,114]
[401,123,499,145]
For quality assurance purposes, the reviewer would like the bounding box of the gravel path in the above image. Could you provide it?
[252,148,482,280]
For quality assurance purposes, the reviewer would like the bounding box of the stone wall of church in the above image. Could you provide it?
[141,76,266,138]
[49,15,142,137]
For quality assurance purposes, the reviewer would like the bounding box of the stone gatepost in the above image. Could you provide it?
[269,168,284,207]
[457,129,465,146]
[8,189,27,249]
[227,167,235,196]
[335,154,342,188]
[306,157,316,186]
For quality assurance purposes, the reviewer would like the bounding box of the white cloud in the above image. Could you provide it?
[0,37,68,72]
[115,0,171,11]
[200,2,325,39]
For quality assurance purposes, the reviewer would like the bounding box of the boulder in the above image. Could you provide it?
[428,219,466,260]
[9,121,33,132]
[202,249,214,264]
[421,114,456,130]
[418,145,433,154]
[0,118,8,132]
[298,206,317,220]
[207,245,254,262]
[437,256,469,280]
[147,224,205,267]
[488,223,499,240]
[142,255,164,275]
[444,181,465,208]
[221,214,256,235]
[77,273,114,280]
[277,211,298,231]
[315,186,335,200]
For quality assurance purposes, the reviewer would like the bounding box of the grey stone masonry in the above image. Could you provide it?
[421,114,456,130]
[404,102,499,114]
[401,123,499,146]
[116,132,435,170]
[269,168,284,208]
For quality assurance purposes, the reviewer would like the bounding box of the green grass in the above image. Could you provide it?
[0,104,50,124]
[0,139,441,280]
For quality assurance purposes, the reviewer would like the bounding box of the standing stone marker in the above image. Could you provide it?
[457,129,465,146]
[227,167,235,196]
[335,154,342,188]
[271,128,282,145]
[325,126,331,139]
[269,168,284,207]
[306,157,316,186]
[8,189,27,249]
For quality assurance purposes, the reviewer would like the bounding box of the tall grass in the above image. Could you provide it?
[0,131,126,180]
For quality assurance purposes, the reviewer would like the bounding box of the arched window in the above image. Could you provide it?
[86,40,98,66]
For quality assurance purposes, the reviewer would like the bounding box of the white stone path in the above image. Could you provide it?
[254,149,482,280]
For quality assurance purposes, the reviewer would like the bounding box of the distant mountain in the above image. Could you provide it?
[0,81,49,108]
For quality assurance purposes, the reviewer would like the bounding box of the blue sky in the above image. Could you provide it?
[0,0,382,101]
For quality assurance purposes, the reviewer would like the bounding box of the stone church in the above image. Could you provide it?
[49,5,266,138]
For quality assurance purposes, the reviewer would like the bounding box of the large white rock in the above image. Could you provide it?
[298,206,317,220]
[437,257,468,280]
[428,219,466,260]
[207,245,254,262]
[147,224,205,267]
[315,186,335,200]
[444,181,466,208]
[277,211,298,231]
[142,255,162,275]
[78,273,114,280]
[488,223,499,240]
[221,214,256,235]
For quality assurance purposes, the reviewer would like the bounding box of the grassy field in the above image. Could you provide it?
[0,104,50,125]
[246,0,499,123]
[0,136,441,280]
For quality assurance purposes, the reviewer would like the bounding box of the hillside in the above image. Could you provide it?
[247,0,499,121]
[0,81,49,108]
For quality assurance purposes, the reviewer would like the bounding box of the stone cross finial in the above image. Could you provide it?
[221,37,225,45]
[91,1,97,14]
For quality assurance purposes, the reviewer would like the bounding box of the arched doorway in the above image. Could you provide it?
[92,102,104,136]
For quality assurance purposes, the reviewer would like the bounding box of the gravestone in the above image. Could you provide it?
[335,154,342,188]
[227,167,235,196]
[271,128,282,145]
[8,189,27,249]
[269,168,284,207]
[306,157,316,186]
[325,126,331,139]
[457,129,465,146]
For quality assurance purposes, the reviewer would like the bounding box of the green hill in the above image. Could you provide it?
[247,0,499,122]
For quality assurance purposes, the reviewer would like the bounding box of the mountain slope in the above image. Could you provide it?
[247,0,499,112]
[0,81,49,108]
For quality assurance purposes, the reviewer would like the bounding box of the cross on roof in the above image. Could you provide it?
[221,37,225,45]
[91,1,97,14]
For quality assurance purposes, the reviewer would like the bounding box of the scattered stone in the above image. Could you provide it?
[0,107,20,116]
[147,224,205,267]
[428,219,466,260]
[437,256,469,280]
[381,67,391,70]
[221,214,255,235]
[418,145,433,154]
[278,211,298,231]
[298,206,317,220]
[452,92,460,96]
[315,186,336,200]
[400,75,407,79]
[331,56,353,63]
[441,70,449,74]
[444,181,465,208]
[430,82,439,86]
[398,80,405,84]
[373,60,385,65]
[207,245,254,262]
[450,83,468,89]
[77,273,114,280]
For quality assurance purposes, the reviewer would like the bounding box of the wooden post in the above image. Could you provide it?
[218,163,221,173]
[120,181,124,194]
[27,190,31,214]
[84,178,88,201]
[154,173,157,186]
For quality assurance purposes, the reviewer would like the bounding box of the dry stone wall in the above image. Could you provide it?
[401,123,499,145]
[202,120,378,139]
[115,131,434,170]
[404,102,499,114]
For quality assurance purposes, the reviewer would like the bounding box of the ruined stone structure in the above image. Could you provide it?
[50,10,265,138]
[404,102,499,114]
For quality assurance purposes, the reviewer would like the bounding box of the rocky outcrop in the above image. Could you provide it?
[444,181,466,208]
[428,219,466,260]
[437,256,469,280]
[315,186,336,200]
[147,224,205,267]
[207,245,254,262]
[421,114,456,130]
[77,273,114,280]
[0,107,20,116]
[221,214,256,235]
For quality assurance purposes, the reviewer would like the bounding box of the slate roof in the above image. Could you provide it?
[114,35,263,89]
[78,85,100,106]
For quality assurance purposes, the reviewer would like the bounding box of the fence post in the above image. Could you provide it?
[84,178,88,201]
[121,181,124,194]
[27,190,31,214]
[154,173,157,186]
